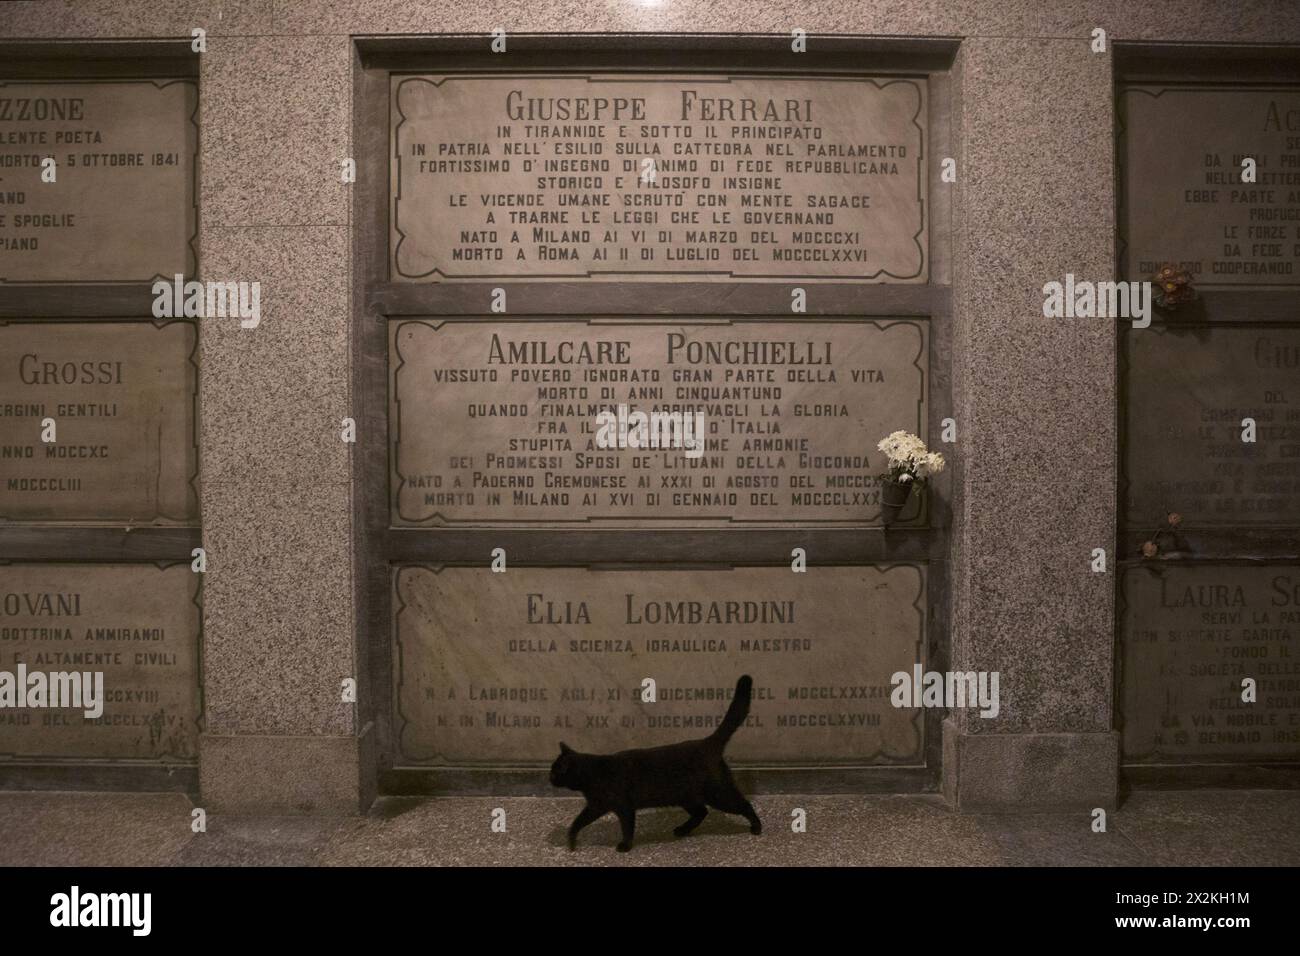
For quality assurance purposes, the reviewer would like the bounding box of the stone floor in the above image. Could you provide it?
[0,790,1297,867]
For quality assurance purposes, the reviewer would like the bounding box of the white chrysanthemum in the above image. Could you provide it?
[878,430,929,469]
[876,430,946,483]
[921,451,946,475]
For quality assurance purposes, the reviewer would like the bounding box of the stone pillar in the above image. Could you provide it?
[195,34,373,812]
[944,37,1120,811]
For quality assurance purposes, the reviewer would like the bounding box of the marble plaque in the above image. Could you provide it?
[0,80,197,283]
[1120,86,1300,286]
[1123,326,1300,527]
[390,318,927,526]
[392,564,926,766]
[0,563,201,761]
[0,321,198,523]
[391,74,927,281]
[1120,565,1300,761]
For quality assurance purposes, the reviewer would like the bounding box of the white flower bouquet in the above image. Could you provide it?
[876,431,944,523]
[876,430,945,485]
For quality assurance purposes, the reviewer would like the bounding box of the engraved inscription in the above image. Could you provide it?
[1121,565,1300,761]
[0,321,198,523]
[393,564,926,765]
[1120,86,1300,285]
[1123,326,1300,527]
[0,80,197,283]
[390,318,927,526]
[0,563,201,761]
[391,74,927,281]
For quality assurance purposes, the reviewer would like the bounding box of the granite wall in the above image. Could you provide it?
[3,0,1298,812]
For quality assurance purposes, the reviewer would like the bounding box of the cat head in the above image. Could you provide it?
[549,741,579,790]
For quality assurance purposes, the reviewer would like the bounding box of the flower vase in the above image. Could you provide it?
[880,477,914,525]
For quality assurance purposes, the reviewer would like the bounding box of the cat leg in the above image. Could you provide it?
[567,803,606,851]
[709,786,762,835]
[674,804,709,837]
[614,808,637,852]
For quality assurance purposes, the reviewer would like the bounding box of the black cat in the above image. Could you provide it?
[550,674,761,852]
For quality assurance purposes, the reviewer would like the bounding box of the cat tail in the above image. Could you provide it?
[710,675,753,747]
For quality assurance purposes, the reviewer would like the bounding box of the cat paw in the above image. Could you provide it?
[616,842,632,852]
[672,825,691,837]
[750,821,762,835]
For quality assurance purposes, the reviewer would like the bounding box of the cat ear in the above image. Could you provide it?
[559,741,572,754]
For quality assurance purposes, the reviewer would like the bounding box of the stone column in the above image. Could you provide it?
[196,33,372,812]
[944,37,1120,811]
